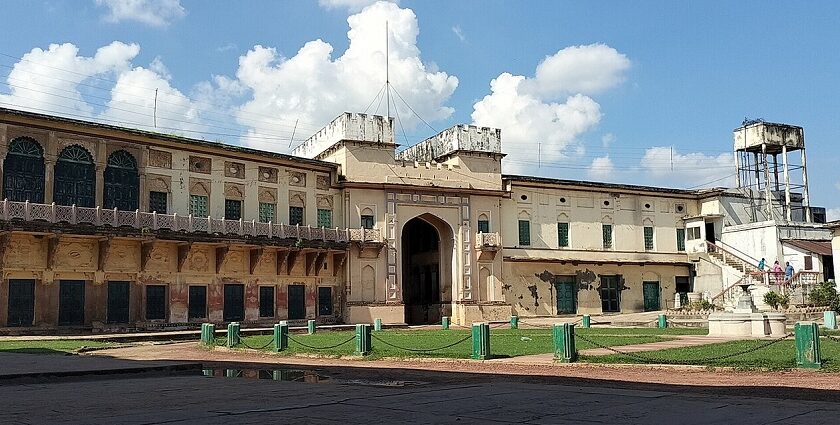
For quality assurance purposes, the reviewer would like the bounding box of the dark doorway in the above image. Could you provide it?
[7,279,35,327]
[642,281,661,311]
[554,276,577,314]
[287,284,306,320]
[3,137,45,203]
[145,285,166,320]
[107,281,130,323]
[54,145,95,207]
[259,286,275,318]
[318,287,333,316]
[705,222,716,244]
[104,150,139,211]
[223,284,245,322]
[402,217,442,325]
[600,276,621,313]
[824,255,835,281]
[58,280,85,326]
[675,276,692,307]
[188,286,207,320]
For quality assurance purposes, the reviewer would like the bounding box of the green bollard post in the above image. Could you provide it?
[205,323,216,346]
[471,322,491,360]
[795,322,822,369]
[356,323,372,356]
[657,314,668,329]
[510,315,519,329]
[307,319,316,335]
[374,318,383,331]
[582,314,591,329]
[824,311,837,330]
[274,322,289,352]
[552,322,577,363]
[200,323,208,345]
[227,322,240,348]
[442,316,450,330]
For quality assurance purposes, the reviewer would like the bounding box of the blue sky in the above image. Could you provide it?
[1,1,839,217]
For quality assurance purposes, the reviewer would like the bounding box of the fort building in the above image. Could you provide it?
[0,108,833,331]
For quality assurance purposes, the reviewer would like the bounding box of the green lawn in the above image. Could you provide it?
[234,327,680,359]
[582,337,840,371]
[0,340,112,354]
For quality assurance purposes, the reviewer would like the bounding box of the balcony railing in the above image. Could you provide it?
[475,232,500,248]
[1,199,381,244]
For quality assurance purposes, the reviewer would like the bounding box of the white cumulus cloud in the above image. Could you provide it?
[640,147,735,188]
[587,156,615,181]
[471,43,629,175]
[318,0,399,13]
[95,0,186,27]
[233,1,458,152]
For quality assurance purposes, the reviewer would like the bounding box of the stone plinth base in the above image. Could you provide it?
[708,312,787,337]
[345,305,405,325]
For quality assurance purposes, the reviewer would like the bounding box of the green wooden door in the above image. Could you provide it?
[643,281,660,311]
[554,279,577,314]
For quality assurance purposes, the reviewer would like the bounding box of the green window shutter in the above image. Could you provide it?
[149,191,167,214]
[259,202,276,223]
[644,226,654,251]
[224,199,242,220]
[289,206,304,225]
[602,224,613,249]
[360,215,375,229]
[317,209,333,227]
[557,222,569,247]
[189,195,208,217]
[477,220,490,234]
[518,220,531,246]
[677,228,686,251]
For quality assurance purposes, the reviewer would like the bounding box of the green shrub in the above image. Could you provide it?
[764,291,781,309]
[698,299,715,311]
[809,281,840,312]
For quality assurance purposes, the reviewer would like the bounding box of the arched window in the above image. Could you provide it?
[3,137,45,203]
[104,150,139,211]
[54,145,95,207]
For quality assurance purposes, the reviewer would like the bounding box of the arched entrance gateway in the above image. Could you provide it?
[401,214,454,325]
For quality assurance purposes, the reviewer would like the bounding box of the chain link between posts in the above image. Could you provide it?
[370,333,473,353]
[823,333,840,343]
[235,331,275,350]
[575,332,794,365]
[287,334,357,351]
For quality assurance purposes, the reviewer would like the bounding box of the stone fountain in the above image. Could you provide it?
[707,283,786,337]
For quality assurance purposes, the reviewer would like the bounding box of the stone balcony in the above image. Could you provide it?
[475,232,500,260]
[0,199,381,246]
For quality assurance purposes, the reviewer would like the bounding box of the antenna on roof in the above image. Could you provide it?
[386,20,390,119]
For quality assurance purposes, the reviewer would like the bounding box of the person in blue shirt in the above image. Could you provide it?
[757,258,766,271]
[785,262,794,281]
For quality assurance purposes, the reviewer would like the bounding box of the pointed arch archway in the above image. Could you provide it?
[54,145,95,207]
[104,150,139,211]
[401,213,455,325]
[3,137,45,203]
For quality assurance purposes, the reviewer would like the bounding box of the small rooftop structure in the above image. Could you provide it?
[734,120,804,154]
[397,125,501,162]
[292,112,394,159]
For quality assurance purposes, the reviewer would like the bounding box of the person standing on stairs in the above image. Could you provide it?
[772,261,783,285]
[758,258,766,271]
[785,262,795,288]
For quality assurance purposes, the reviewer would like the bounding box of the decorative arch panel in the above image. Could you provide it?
[3,137,45,203]
[104,150,139,211]
[54,145,95,207]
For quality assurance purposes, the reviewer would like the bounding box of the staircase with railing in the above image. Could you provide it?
[706,241,770,307]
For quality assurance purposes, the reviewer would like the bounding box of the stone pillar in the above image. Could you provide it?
[95,163,105,208]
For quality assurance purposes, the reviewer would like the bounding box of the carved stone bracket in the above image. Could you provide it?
[215,245,230,274]
[141,240,156,271]
[276,249,290,276]
[46,235,60,270]
[249,247,266,275]
[0,232,10,269]
[332,252,347,276]
[98,238,112,272]
[177,242,192,272]
[357,242,384,259]
[306,251,327,276]
[286,250,299,275]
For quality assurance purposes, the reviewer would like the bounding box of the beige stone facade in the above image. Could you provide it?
[3,108,828,332]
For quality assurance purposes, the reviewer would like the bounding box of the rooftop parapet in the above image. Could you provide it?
[292,112,394,159]
[397,124,501,162]
[734,121,804,153]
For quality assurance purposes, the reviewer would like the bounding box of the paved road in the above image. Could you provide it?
[3,367,839,424]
